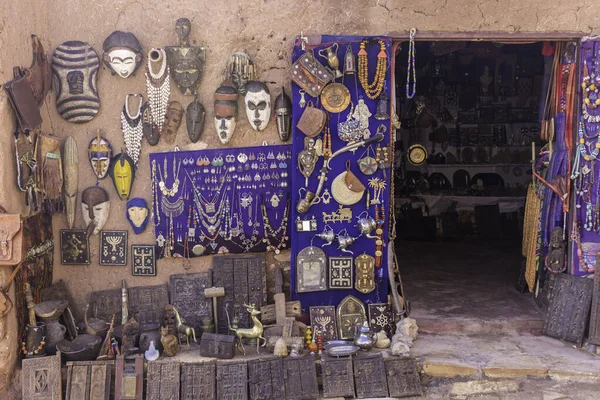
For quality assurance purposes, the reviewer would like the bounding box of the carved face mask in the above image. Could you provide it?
[274,87,292,141]
[165,18,205,96]
[108,153,135,200]
[244,81,271,131]
[81,186,110,237]
[52,41,100,123]
[186,98,205,143]
[126,198,149,234]
[214,79,238,144]
[163,101,184,145]
[88,135,112,179]
[142,101,160,146]
[102,31,143,79]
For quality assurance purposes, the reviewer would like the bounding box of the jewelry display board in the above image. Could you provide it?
[149,145,291,259]
[290,36,391,308]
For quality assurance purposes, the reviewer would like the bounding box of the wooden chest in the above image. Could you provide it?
[199,332,236,359]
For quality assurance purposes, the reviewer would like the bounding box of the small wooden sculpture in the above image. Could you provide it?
[226,303,267,355]
[160,326,179,357]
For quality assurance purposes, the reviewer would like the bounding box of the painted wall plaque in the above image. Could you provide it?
[368,303,393,335]
[100,230,127,266]
[309,305,337,341]
[329,256,353,289]
[60,229,89,264]
[336,295,366,340]
[132,245,156,276]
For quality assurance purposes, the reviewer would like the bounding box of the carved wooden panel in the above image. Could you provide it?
[353,353,388,398]
[321,355,355,398]
[368,303,393,335]
[385,357,422,398]
[329,256,353,289]
[589,267,600,346]
[60,229,89,264]
[337,295,366,340]
[248,357,284,400]
[22,354,62,400]
[170,272,212,333]
[100,230,128,266]
[213,254,266,333]
[128,283,169,328]
[181,362,216,400]
[217,360,248,400]
[146,361,180,400]
[115,355,143,400]
[90,288,122,324]
[309,305,337,341]
[66,360,113,400]
[132,245,156,276]
[282,356,318,400]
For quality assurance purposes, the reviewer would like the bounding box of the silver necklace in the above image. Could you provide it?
[120,94,143,165]
[145,48,170,134]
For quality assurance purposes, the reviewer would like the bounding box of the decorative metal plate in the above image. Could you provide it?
[181,362,216,400]
[115,355,143,400]
[282,356,319,400]
[309,305,337,341]
[128,284,169,328]
[329,256,353,289]
[324,344,359,357]
[146,361,181,400]
[90,288,122,324]
[217,360,248,400]
[66,360,113,400]
[385,357,422,398]
[355,254,375,294]
[353,353,388,398]
[589,268,600,346]
[296,246,327,293]
[248,357,284,400]
[543,273,593,346]
[337,295,366,340]
[60,229,89,264]
[321,355,355,398]
[100,230,128,266]
[320,83,351,113]
[22,354,62,400]
[213,254,266,333]
[368,303,393,336]
[131,245,156,276]
[170,272,212,333]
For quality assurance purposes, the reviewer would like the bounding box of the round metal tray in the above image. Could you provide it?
[324,344,360,357]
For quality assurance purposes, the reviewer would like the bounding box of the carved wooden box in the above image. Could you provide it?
[22,354,62,400]
[385,357,423,398]
[199,332,236,359]
[353,353,388,398]
[66,360,113,400]
[170,272,212,333]
[321,355,355,398]
[181,361,216,400]
[282,356,319,400]
[217,360,248,400]
[146,360,181,400]
[248,357,285,400]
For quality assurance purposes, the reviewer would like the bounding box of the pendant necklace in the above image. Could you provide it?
[406,28,417,99]
[145,48,170,133]
[121,94,144,165]
[158,156,181,197]
[262,198,290,254]
[357,39,387,99]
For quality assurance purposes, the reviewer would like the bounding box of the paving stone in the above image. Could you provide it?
[483,366,548,378]
[451,380,520,396]
[422,360,479,378]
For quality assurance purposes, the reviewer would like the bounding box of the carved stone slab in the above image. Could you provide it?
[282,356,319,400]
[146,361,180,400]
[368,303,393,335]
[128,283,169,328]
[337,295,366,340]
[213,254,266,332]
[385,357,422,398]
[132,245,156,276]
[309,305,337,341]
[589,267,600,346]
[353,353,388,398]
[217,360,248,400]
[543,273,593,346]
[321,355,355,398]
[22,354,62,400]
[181,362,216,400]
[248,357,284,400]
[90,288,123,325]
[61,229,89,264]
[329,256,353,289]
[355,254,375,293]
[100,230,128,266]
[115,355,143,400]
[170,272,212,333]
[66,360,113,400]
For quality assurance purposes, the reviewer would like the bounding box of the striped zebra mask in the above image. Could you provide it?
[52,41,100,123]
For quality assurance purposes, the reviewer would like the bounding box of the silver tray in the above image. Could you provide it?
[324,344,360,357]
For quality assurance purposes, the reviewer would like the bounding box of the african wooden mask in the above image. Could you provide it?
[165,18,205,96]
[102,31,143,79]
[81,186,110,237]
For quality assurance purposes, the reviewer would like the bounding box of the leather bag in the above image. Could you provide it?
[3,68,42,132]
[344,162,366,193]
[23,34,52,107]
[0,206,22,266]
[297,102,326,137]
[290,50,335,97]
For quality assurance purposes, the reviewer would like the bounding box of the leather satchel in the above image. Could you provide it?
[23,34,52,107]
[297,102,326,137]
[290,50,335,97]
[0,207,22,266]
[3,67,42,132]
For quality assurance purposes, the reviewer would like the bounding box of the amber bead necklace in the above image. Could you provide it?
[357,40,387,99]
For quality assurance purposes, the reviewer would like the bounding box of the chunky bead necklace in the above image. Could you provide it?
[145,48,170,133]
[120,94,143,165]
[357,40,387,99]
[406,28,417,99]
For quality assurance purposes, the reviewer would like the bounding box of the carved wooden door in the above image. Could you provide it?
[385,357,422,398]
[213,254,266,333]
[248,357,284,400]
[353,353,388,398]
[146,361,180,400]
[181,362,216,400]
[217,361,248,400]
[282,356,318,400]
[321,356,354,398]
[66,360,112,400]
[22,354,62,400]
[170,272,213,333]
[128,284,170,327]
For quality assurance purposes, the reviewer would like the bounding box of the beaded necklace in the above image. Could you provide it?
[158,157,181,197]
[357,40,387,99]
[145,48,170,133]
[121,94,143,165]
[406,28,417,99]
[261,199,290,255]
